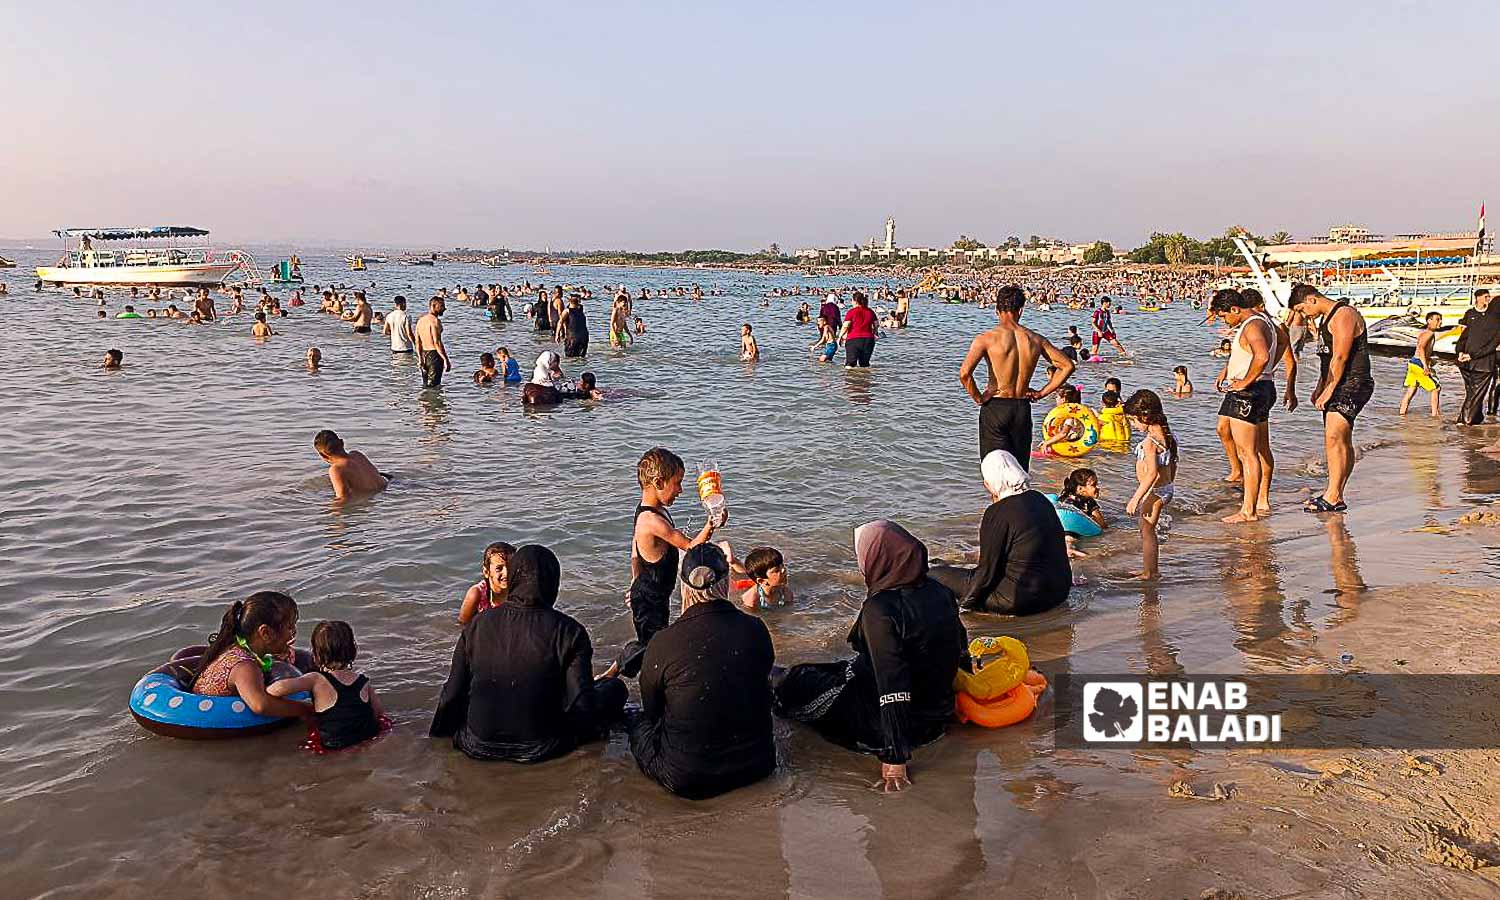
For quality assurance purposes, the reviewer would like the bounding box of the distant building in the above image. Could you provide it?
[796,220,1094,265]
[1327,225,1372,243]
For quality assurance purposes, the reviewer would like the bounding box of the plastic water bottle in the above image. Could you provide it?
[703,490,727,528]
[697,467,728,528]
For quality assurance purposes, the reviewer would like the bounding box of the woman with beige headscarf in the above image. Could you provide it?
[772,521,968,792]
[930,449,1072,615]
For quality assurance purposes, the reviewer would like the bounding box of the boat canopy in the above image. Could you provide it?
[55,226,210,241]
[1262,236,1476,266]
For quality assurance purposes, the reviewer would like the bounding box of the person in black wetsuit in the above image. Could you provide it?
[929,449,1071,614]
[626,543,776,799]
[1289,284,1373,513]
[429,544,626,763]
[561,295,589,358]
[773,520,968,792]
[616,448,717,677]
[1456,289,1500,425]
[531,289,552,333]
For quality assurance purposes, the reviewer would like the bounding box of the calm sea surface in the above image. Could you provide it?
[1,249,1497,897]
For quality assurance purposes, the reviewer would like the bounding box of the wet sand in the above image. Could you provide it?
[2,255,1499,897]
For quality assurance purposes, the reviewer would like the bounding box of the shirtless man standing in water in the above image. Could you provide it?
[958,284,1075,470]
[414,297,451,388]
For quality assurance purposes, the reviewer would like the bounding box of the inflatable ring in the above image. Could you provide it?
[129,646,311,740]
[1042,403,1101,457]
[956,681,1037,728]
[1045,492,1103,538]
[953,636,1029,699]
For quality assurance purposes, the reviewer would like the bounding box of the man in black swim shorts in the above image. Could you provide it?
[959,285,1074,470]
[1211,289,1277,523]
[1290,284,1373,513]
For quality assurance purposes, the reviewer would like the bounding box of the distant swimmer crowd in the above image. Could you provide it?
[77,262,1500,798]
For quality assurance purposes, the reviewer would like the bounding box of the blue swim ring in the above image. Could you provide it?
[1045,492,1102,538]
[129,646,311,740]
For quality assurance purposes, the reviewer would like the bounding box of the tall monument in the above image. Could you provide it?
[884,216,896,251]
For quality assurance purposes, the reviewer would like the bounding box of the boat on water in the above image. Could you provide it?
[1365,316,1464,359]
[1228,235,1493,326]
[398,253,435,266]
[343,253,387,265]
[479,255,510,268]
[271,256,303,283]
[0,254,15,268]
[36,226,245,287]
[350,255,366,272]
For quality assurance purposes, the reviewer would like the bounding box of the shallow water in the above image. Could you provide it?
[1,250,1498,897]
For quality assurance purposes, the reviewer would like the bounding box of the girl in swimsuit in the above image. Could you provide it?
[1123,389,1179,580]
[458,542,516,625]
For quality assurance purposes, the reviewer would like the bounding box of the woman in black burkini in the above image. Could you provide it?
[430,544,626,763]
[561,295,589,358]
[627,543,777,800]
[929,449,1072,615]
[773,521,968,792]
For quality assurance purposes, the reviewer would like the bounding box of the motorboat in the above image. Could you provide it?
[343,253,387,265]
[398,253,435,266]
[1365,314,1463,360]
[36,226,244,287]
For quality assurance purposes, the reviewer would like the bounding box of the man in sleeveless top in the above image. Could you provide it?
[1289,285,1373,513]
[615,448,717,678]
[1211,289,1276,522]
[958,285,1075,469]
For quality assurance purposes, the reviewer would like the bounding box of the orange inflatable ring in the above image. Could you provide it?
[956,681,1036,728]
[956,669,1047,728]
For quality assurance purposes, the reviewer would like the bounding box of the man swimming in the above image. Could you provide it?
[958,284,1074,470]
[313,429,388,500]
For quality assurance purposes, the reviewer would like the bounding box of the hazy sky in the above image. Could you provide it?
[4,0,1497,250]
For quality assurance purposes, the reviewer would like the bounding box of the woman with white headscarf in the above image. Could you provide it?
[522,351,568,405]
[773,521,968,792]
[931,449,1071,615]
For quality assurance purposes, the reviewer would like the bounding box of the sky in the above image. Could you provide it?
[3,0,1498,251]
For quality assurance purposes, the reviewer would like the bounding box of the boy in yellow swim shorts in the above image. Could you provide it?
[1399,312,1443,417]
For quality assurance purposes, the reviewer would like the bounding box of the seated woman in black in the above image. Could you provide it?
[430,544,626,763]
[930,449,1071,615]
[627,543,777,800]
[773,520,968,792]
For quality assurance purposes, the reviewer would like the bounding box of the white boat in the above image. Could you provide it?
[344,253,388,264]
[1229,235,1491,325]
[36,226,244,287]
[1364,315,1464,359]
[0,255,15,268]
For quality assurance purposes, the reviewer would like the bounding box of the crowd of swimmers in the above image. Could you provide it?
[68,258,1500,802]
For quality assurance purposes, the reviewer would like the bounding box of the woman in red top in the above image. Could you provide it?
[839,292,879,368]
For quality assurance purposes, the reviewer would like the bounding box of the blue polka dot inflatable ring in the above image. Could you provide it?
[129,646,311,740]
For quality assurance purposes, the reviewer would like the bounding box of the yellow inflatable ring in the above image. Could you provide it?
[1042,403,1101,457]
[953,636,1029,700]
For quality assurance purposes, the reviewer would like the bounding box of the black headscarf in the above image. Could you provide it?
[506,545,560,609]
